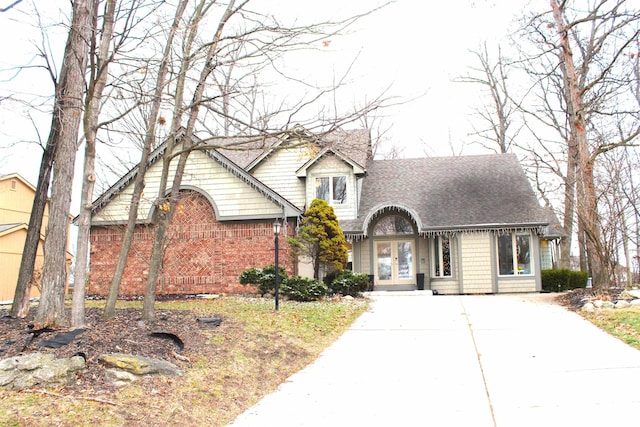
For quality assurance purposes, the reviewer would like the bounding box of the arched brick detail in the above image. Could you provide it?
[89,189,292,296]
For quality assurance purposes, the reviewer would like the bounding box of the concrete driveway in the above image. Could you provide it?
[229,292,640,426]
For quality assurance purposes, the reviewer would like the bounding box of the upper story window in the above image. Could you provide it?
[373,215,414,236]
[497,232,532,275]
[316,176,346,205]
[432,235,452,278]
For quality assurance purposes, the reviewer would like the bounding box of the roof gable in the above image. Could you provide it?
[0,173,36,193]
[295,147,366,177]
[91,130,302,219]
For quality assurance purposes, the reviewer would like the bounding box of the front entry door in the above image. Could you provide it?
[374,240,415,286]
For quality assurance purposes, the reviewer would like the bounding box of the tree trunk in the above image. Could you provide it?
[551,0,606,286]
[559,138,577,269]
[102,0,188,320]
[35,0,95,329]
[9,124,57,318]
[72,0,116,329]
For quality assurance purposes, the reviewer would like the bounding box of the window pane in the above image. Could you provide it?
[333,176,347,204]
[433,236,452,277]
[516,234,531,274]
[498,234,514,275]
[373,215,414,236]
[377,243,391,280]
[397,241,413,279]
[434,239,441,277]
[316,177,329,201]
[442,236,451,276]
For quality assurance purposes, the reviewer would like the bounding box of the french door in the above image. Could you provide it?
[374,240,415,286]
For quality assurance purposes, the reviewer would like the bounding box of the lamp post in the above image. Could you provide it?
[273,219,281,311]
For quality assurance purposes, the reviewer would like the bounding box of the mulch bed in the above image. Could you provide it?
[555,287,627,311]
[0,302,216,391]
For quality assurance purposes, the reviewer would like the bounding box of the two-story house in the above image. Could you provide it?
[87,126,562,296]
[0,174,73,302]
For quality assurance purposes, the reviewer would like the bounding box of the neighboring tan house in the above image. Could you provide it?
[87,126,562,296]
[0,174,73,302]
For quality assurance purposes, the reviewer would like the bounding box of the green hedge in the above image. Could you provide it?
[325,270,370,297]
[541,269,589,292]
[281,276,328,302]
[238,265,288,296]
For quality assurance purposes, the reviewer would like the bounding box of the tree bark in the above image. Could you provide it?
[72,0,116,329]
[9,122,57,318]
[551,0,606,285]
[34,0,95,329]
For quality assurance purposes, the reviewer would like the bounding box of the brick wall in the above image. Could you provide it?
[89,190,292,296]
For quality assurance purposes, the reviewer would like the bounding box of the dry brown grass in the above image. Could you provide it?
[0,296,367,426]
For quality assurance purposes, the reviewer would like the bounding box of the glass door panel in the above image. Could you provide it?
[376,242,392,282]
[397,241,413,280]
[374,240,415,286]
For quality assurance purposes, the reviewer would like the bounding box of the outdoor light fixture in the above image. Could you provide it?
[273,219,281,311]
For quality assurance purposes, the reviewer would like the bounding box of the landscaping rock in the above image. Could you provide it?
[0,352,85,390]
[627,289,640,299]
[631,299,640,307]
[593,299,604,308]
[104,368,139,387]
[601,301,615,309]
[614,300,631,309]
[99,353,183,376]
[580,302,596,312]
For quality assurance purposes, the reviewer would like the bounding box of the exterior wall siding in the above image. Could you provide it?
[306,155,358,220]
[89,190,293,296]
[539,239,553,270]
[0,229,44,301]
[252,146,307,208]
[496,278,538,293]
[93,148,283,224]
[459,232,493,294]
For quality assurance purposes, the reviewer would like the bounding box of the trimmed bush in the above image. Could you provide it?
[328,270,370,297]
[281,276,328,302]
[238,265,288,296]
[541,269,589,292]
[239,268,262,286]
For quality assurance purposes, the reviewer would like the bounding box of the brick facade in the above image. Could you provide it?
[89,190,292,296]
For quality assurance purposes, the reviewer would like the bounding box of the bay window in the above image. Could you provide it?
[498,232,531,275]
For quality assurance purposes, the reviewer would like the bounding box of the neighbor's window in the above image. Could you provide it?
[316,176,347,204]
[432,235,452,277]
[498,232,531,275]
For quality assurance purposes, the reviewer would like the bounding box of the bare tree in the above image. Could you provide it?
[102,0,189,321]
[34,0,96,328]
[72,0,119,328]
[456,42,521,154]
[8,4,69,318]
[509,0,640,285]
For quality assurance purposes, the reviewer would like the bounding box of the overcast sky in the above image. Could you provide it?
[0,0,530,200]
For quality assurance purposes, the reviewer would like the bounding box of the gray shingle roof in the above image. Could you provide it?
[341,153,552,235]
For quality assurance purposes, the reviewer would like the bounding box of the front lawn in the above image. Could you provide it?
[582,307,640,350]
[0,296,368,427]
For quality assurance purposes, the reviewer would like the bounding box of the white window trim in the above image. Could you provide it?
[431,235,453,278]
[497,232,534,277]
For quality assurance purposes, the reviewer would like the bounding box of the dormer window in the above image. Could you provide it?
[316,176,346,205]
